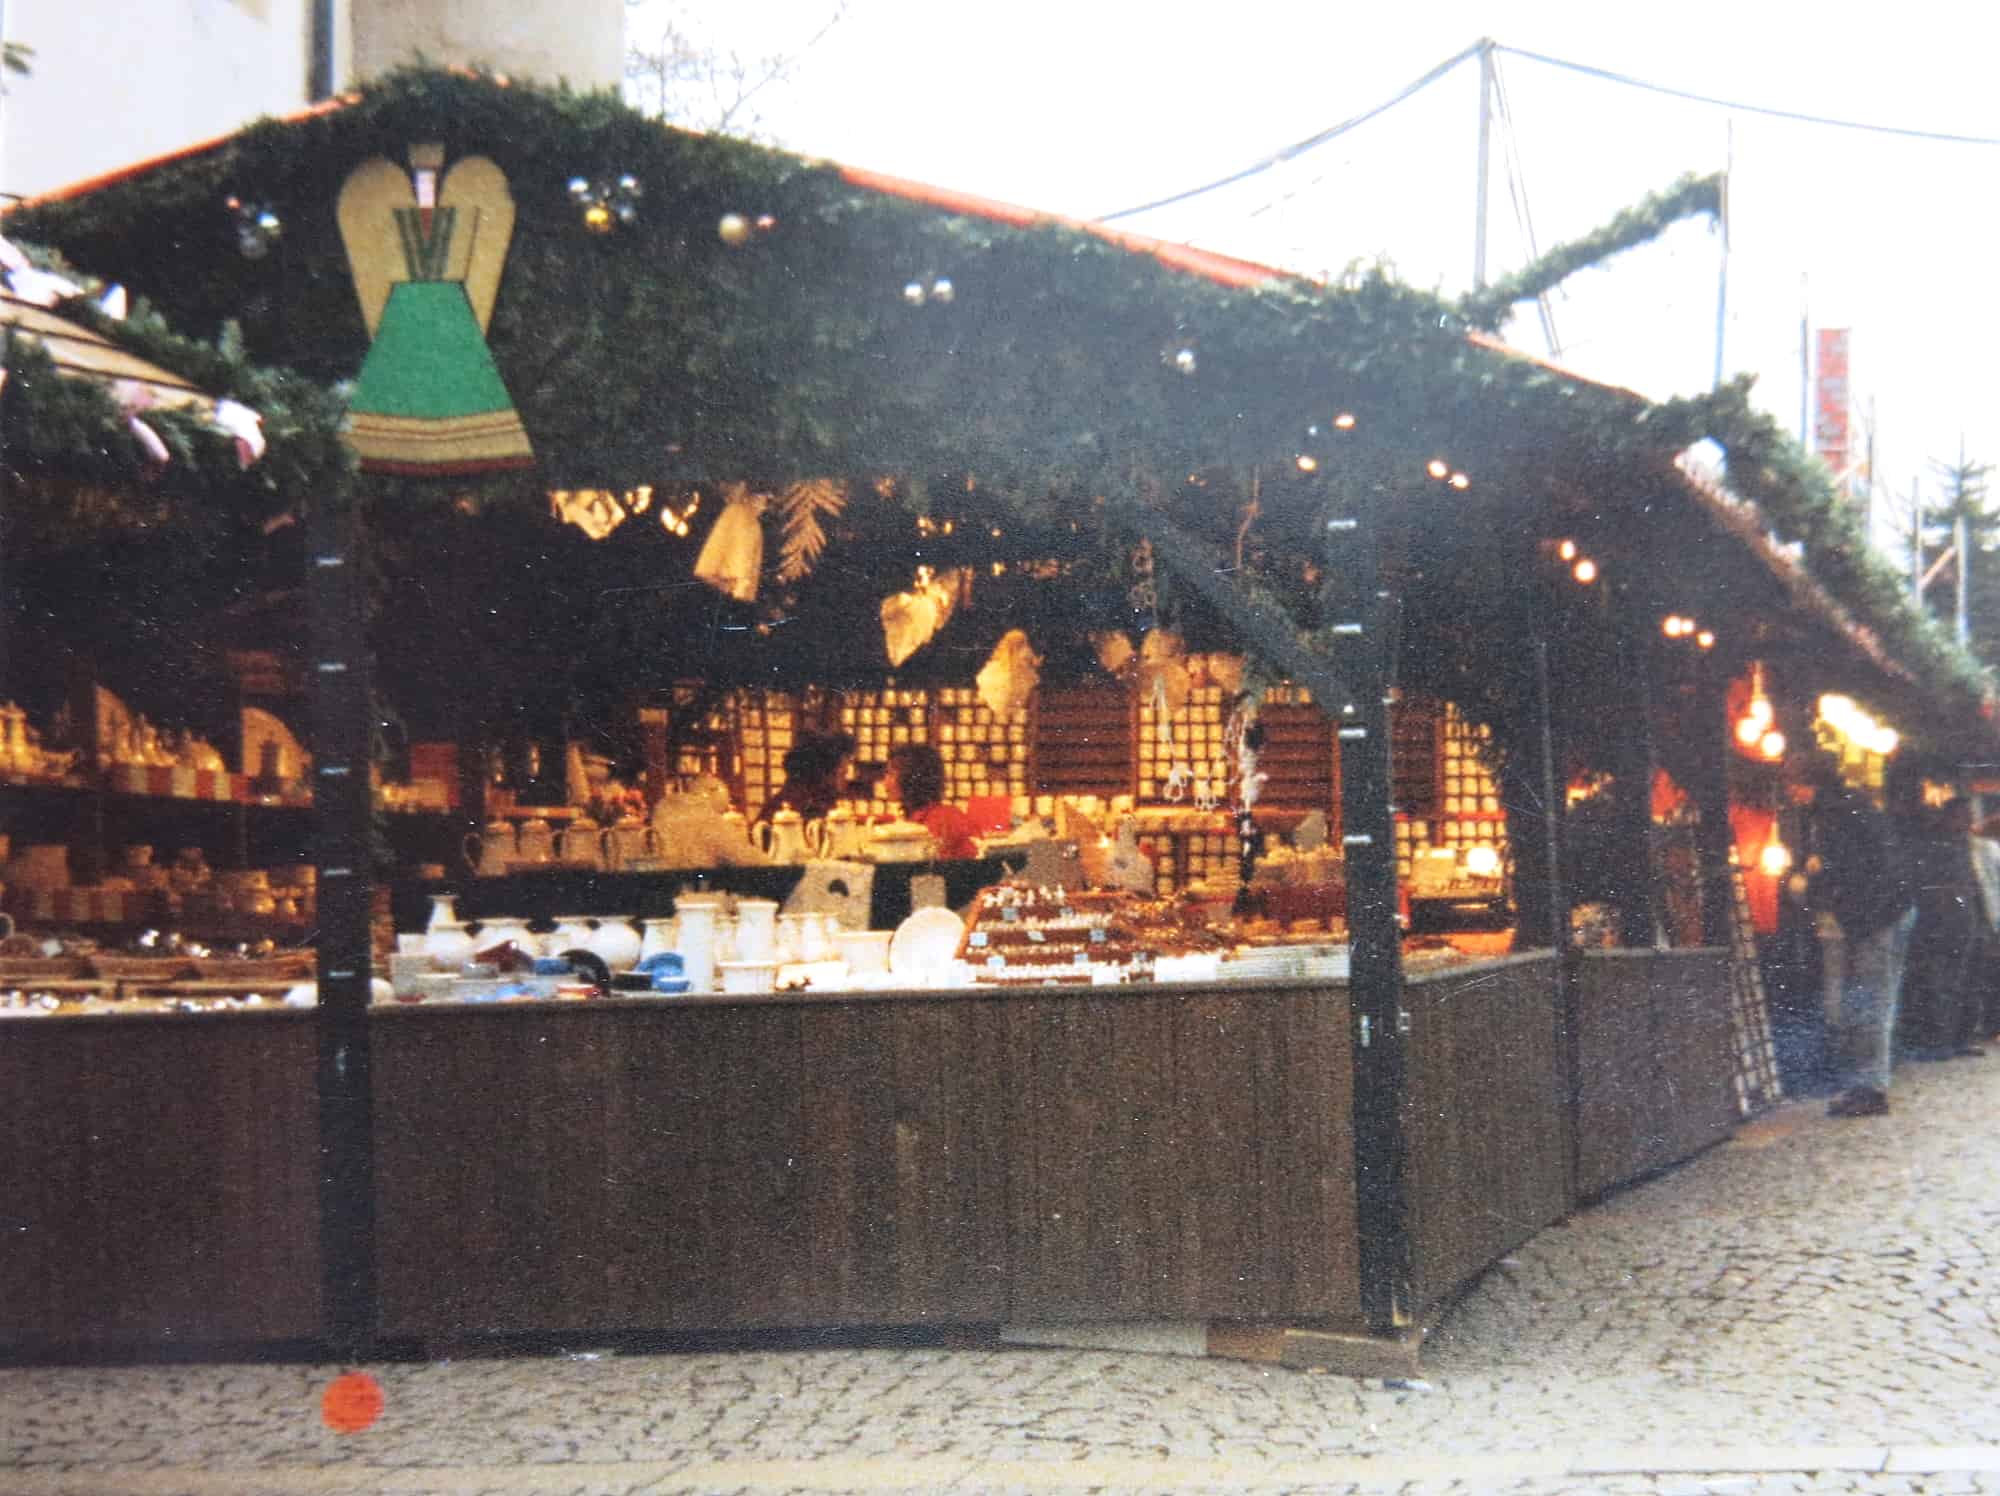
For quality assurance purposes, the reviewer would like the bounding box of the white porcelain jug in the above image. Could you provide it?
[559,816,603,870]
[605,817,657,871]
[674,895,723,994]
[462,821,515,878]
[515,817,557,864]
[637,916,678,966]
[425,892,461,934]
[425,920,475,972]
[734,898,780,961]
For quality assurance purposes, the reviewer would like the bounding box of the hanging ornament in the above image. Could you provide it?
[976,629,1042,717]
[226,195,283,259]
[717,213,750,246]
[1093,631,1135,677]
[880,566,957,666]
[902,281,927,306]
[930,277,954,304]
[692,483,766,603]
[568,173,640,232]
[210,398,267,468]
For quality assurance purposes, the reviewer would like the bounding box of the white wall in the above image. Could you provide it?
[349,0,620,91]
[1,0,619,203]
[3,0,326,200]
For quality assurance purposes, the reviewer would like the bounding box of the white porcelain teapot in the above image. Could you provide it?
[755,808,812,864]
[603,815,657,871]
[818,806,868,860]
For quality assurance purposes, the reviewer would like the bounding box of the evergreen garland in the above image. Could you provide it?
[3,69,1989,749]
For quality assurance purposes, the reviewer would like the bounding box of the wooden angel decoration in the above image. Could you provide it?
[337,144,533,475]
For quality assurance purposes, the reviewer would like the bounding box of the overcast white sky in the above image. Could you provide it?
[632,0,2000,533]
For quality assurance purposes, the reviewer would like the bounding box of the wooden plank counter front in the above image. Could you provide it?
[1573,948,1738,1200]
[371,979,1364,1341]
[0,1009,321,1350]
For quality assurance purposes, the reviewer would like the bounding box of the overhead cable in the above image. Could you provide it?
[1101,39,2000,230]
[1497,43,2000,146]
[1097,42,1483,222]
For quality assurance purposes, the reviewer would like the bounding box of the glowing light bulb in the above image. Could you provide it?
[1464,844,1501,878]
[1736,716,1766,747]
[1557,539,1578,561]
[1427,458,1450,479]
[1571,557,1598,584]
[1760,729,1787,760]
[1746,694,1773,726]
[1296,454,1318,473]
[1449,472,1470,490]
[1333,412,1356,429]
[1696,630,1715,649]
[1759,838,1793,877]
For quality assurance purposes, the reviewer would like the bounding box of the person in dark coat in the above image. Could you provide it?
[1788,746,1917,1117]
[1899,797,1991,1061]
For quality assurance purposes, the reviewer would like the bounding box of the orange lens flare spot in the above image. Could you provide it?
[322,1372,385,1434]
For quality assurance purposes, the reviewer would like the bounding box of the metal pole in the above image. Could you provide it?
[1712,120,1731,392]
[1957,513,1971,646]
[1912,477,1923,603]
[1799,273,1810,449]
[1473,38,1494,290]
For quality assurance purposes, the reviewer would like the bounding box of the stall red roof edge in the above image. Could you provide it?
[10,93,1303,295]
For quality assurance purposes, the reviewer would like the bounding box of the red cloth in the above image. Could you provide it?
[912,802,980,860]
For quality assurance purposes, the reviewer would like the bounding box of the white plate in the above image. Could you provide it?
[889,906,965,979]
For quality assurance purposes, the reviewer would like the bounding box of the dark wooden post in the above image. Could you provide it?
[1687,658,1736,947]
[309,481,375,1357]
[1609,582,1664,948]
[1325,507,1411,1334]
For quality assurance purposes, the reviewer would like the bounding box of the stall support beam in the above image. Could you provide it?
[1688,661,1736,947]
[1610,582,1664,948]
[1535,634,1581,1206]
[1324,509,1409,1334]
[309,483,376,1358]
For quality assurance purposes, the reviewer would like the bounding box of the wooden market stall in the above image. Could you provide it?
[3,70,1995,1366]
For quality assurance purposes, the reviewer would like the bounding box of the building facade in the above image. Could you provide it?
[0,0,619,200]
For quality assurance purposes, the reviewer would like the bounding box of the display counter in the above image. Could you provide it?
[371,974,1364,1340]
[0,1006,321,1352]
[0,939,1743,1356]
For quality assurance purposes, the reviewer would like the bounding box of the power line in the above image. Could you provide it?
[1496,43,2000,146]
[1100,37,2000,229]
[1097,41,1482,222]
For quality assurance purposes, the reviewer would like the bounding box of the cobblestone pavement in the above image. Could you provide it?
[5,1054,2000,1495]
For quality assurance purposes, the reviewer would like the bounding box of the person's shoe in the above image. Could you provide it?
[1828,1086,1891,1117]
[1955,1045,1987,1058]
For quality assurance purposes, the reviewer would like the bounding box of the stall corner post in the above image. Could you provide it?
[1339,583,1412,1333]
[308,481,377,1360]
